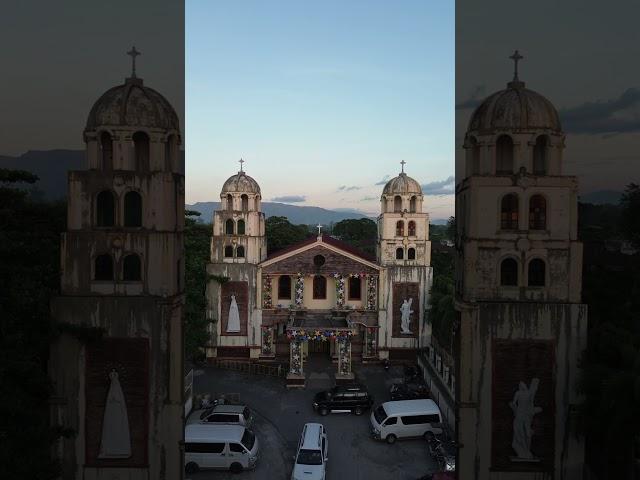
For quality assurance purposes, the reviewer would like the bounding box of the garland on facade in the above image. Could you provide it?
[294,273,304,307]
[260,325,273,355]
[290,340,302,375]
[286,329,354,342]
[366,275,377,310]
[333,273,345,307]
[338,338,351,375]
[262,275,272,308]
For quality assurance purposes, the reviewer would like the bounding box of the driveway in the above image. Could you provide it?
[187,359,438,480]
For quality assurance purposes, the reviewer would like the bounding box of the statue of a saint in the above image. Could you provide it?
[509,378,542,460]
[400,298,413,334]
[226,294,241,332]
[98,369,131,458]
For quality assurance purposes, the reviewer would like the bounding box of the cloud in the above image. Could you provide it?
[375,175,391,185]
[456,85,486,110]
[337,185,361,192]
[560,88,640,134]
[421,176,455,195]
[360,196,378,202]
[270,195,306,203]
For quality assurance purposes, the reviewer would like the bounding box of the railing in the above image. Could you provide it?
[210,358,288,378]
[184,369,194,417]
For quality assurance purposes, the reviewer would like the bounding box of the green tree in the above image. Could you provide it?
[184,211,211,363]
[0,169,66,478]
[331,218,377,257]
[428,248,455,353]
[265,216,310,254]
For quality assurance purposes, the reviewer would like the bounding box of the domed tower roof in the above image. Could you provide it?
[85,47,179,132]
[467,51,561,133]
[382,161,422,196]
[221,162,261,195]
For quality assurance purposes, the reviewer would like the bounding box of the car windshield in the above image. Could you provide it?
[373,405,387,424]
[297,449,322,465]
[242,407,251,420]
[241,429,255,451]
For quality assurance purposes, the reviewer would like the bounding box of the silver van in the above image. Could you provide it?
[188,404,254,428]
[370,399,443,444]
[184,424,259,474]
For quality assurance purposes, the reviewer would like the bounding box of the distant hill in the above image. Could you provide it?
[0,150,85,200]
[187,201,371,225]
[580,190,622,205]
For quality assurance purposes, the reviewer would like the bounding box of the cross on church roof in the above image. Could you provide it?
[127,46,141,78]
[317,224,323,235]
[400,160,406,173]
[239,158,245,172]
[509,50,523,81]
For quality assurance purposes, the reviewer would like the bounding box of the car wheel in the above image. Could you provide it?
[185,462,199,474]
[230,462,243,474]
[386,434,397,444]
[354,407,363,415]
[319,407,329,416]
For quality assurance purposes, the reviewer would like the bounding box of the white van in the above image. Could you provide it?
[370,399,443,444]
[291,423,328,480]
[184,424,259,474]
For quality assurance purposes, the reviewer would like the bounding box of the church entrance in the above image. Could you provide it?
[307,339,330,355]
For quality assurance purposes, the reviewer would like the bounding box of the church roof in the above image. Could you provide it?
[264,234,377,265]
[382,173,423,196]
[221,171,261,195]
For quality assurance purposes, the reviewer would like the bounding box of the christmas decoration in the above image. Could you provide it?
[263,275,273,308]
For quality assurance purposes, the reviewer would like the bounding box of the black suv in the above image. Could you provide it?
[312,384,373,416]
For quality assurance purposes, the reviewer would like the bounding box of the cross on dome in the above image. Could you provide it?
[400,160,406,173]
[239,158,245,172]
[127,46,141,78]
[509,50,523,81]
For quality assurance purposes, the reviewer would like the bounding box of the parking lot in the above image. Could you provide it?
[187,358,438,480]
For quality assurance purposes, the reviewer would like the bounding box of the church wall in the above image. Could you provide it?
[456,301,587,480]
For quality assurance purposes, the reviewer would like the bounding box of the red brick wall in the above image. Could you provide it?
[392,282,419,338]
[85,338,149,467]
[221,281,248,336]
[491,340,555,472]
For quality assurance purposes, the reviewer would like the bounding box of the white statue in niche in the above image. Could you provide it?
[98,369,131,458]
[400,298,413,334]
[509,378,542,461]
[226,294,241,332]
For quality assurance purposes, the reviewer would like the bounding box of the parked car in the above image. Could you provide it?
[291,423,328,480]
[370,399,443,444]
[187,404,254,428]
[390,382,431,401]
[184,424,259,474]
[313,384,374,416]
[426,436,457,472]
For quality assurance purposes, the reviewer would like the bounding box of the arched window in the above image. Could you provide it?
[94,254,114,281]
[313,275,327,299]
[468,137,480,175]
[236,246,245,258]
[241,194,249,211]
[408,248,416,260]
[123,254,141,281]
[237,219,246,235]
[396,220,404,236]
[278,276,292,300]
[529,195,547,230]
[408,221,416,236]
[132,131,150,171]
[496,135,514,174]
[500,194,519,230]
[500,258,518,286]
[394,195,402,213]
[409,196,417,213]
[533,136,548,175]
[124,191,142,227]
[165,134,177,171]
[348,277,361,300]
[227,194,233,211]
[528,258,546,287]
[96,191,115,227]
[100,132,113,170]
[225,219,235,235]
[224,245,234,258]
[396,248,404,260]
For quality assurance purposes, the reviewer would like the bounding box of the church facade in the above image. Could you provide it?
[423,53,587,479]
[48,52,184,480]
[205,165,433,385]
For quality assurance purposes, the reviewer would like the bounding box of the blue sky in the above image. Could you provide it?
[187,0,454,219]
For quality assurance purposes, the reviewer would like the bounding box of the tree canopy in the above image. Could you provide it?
[265,216,311,254]
[331,218,377,257]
